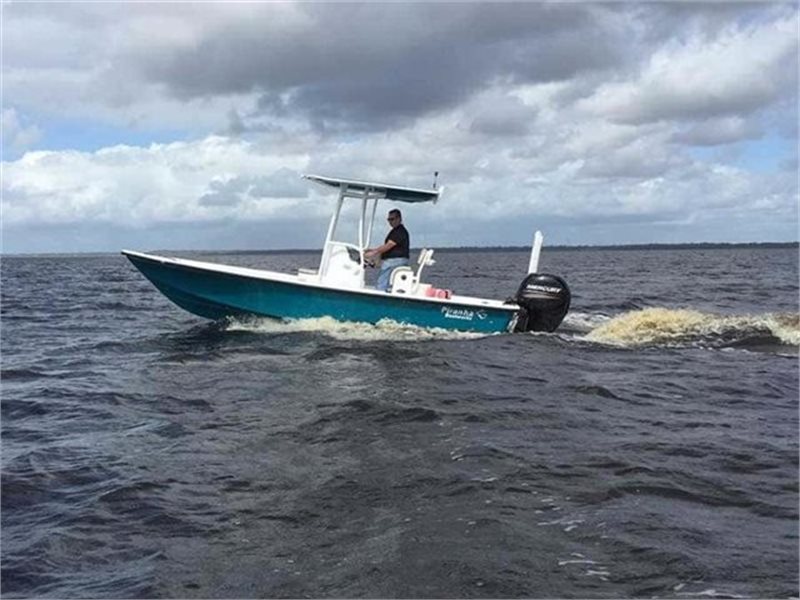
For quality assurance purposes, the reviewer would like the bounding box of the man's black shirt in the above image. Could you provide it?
[383,224,409,259]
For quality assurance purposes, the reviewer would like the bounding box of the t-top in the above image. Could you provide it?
[382,224,410,259]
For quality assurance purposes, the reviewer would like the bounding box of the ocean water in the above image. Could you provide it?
[1,246,798,599]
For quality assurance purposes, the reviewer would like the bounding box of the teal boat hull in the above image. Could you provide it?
[123,251,518,334]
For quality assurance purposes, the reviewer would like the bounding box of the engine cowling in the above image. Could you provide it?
[512,273,571,333]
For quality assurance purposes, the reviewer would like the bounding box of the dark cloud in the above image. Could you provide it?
[467,94,537,137]
[140,4,626,130]
[198,168,306,207]
[671,117,762,147]
[618,73,794,126]
[198,177,248,207]
[248,168,306,199]
[225,108,247,136]
[223,107,287,136]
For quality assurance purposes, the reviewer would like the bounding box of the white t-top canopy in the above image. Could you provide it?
[303,174,440,203]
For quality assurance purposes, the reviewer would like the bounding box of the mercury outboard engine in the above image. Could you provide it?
[511,273,571,332]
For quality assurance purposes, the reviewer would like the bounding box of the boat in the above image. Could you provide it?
[122,174,571,334]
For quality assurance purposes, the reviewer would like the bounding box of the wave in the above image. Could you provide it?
[562,311,611,332]
[221,315,488,342]
[584,307,799,348]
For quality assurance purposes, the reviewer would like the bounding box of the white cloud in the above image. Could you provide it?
[579,12,797,124]
[2,136,312,226]
[4,121,795,245]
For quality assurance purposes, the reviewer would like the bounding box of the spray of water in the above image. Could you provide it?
[585,307,799,347]
[222,308,798,348]
[223,315,489,342]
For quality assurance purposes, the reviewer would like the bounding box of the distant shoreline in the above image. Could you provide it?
[3,241,798,258]
[211,241,800,255]
[439,241,800,252]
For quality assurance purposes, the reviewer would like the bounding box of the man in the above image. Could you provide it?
[365,208,410,291]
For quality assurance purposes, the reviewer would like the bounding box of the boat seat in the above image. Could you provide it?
[390,266,416,294]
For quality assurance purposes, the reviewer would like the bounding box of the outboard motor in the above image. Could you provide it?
[512,273,571,332]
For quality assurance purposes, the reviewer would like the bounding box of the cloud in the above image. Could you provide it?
[671,116,763,147]
[4,3,628,133]
[465,92,539,137]
[2,137,312,227]
[579,11,797,124]
[4,125,796,247]
[1,2,797,251]
[197,176,249,207]
[198,168,308,207]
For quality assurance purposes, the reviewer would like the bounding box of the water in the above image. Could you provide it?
[2,246,798,599]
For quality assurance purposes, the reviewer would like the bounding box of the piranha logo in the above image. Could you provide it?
[441,307,475,321]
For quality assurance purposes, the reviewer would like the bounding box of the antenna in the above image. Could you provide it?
[433,171,439,189]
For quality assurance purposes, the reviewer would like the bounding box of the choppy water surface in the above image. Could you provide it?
[2,247,798,599]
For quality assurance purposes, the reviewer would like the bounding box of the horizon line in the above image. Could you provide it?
[2,240,798,257]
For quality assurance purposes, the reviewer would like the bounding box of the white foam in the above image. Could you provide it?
[563,311,612,332]
[583,569,611,579]
[584,308,800,347]
[223,315,489,342]
[557,555,612,582]
[676,589,745,599]
[537,516,582,527]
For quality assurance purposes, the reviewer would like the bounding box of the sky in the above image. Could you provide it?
[2,1,798,254]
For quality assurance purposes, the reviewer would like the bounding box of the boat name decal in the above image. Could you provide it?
[441,307,475,321]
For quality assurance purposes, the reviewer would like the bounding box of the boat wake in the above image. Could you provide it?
[222,315,489,342]
[574,307,799,349]
[220,309,799,350]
